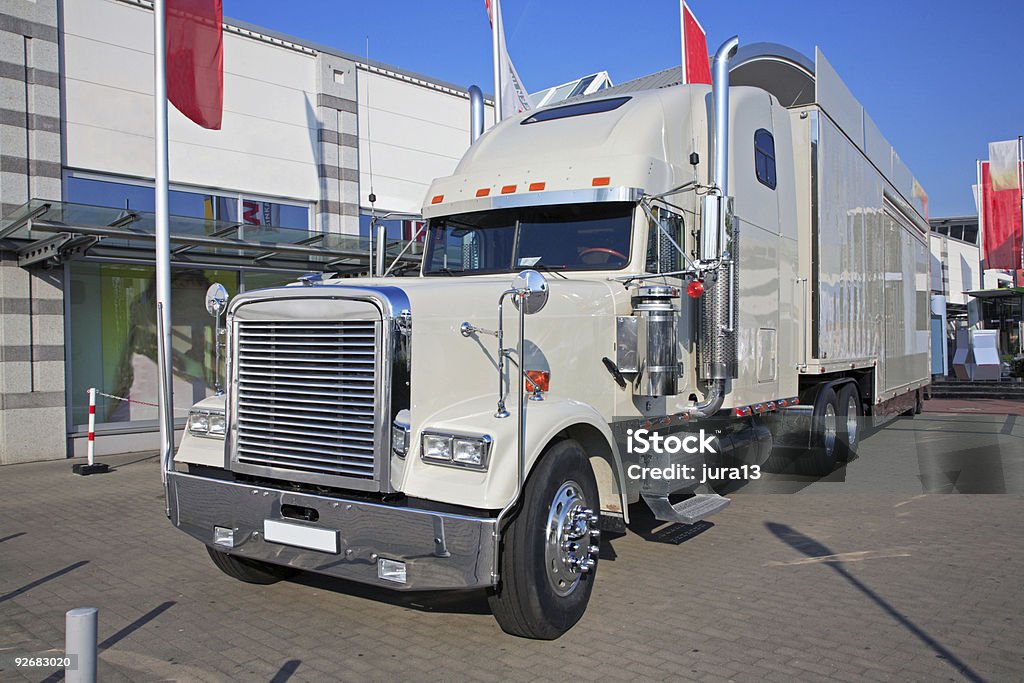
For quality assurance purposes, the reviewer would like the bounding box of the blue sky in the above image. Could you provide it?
[223,0,1023,218]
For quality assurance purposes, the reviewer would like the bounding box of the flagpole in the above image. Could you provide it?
[491,0,502,121]
[680,1,687,85]
[154,0,174,485]
[1018,135,1023,278]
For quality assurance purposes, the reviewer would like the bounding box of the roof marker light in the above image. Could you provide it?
[529,182,546,191]
[476,188,491,197]
[501,184,517,194]
[592,176,610,186]
[431,194,444,204]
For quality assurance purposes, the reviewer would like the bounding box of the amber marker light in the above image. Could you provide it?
[476,188,491,197]
[592,176,610,186]
[431,194,444,204]
[501,184,517,194]
[529,182,546,191]
[525,370,550,393]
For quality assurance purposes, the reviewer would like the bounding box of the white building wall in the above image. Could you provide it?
[62,0,321,202]
[357,69,493,215]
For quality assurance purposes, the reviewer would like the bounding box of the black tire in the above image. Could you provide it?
[206,546,298,585]
[488,439,600,640]
[836,384,862,462]
[796,387,841,476]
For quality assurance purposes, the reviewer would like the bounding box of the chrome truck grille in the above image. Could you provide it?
[232,319,382,488]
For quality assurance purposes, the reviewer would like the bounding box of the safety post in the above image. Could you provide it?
[72,388,109,475]
[65,607,98,683]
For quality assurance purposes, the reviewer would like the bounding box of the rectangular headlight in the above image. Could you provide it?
[188,411,209,435]
[188,410,225,439]
[421,432,491,470]
[421,434,452,462]
[453,436,491,469]
[208,413,226,436]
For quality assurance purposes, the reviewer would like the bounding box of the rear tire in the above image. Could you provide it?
[488,439,600,640]
[795,387,841,476]
[206,546,298,585]
[836,384,863,462]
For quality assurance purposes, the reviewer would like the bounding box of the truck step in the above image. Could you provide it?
[641,492,730,525]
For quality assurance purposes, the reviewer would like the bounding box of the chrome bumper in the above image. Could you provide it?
[168,472,497,591]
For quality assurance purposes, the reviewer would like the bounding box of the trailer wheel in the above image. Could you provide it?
[488,439,600,640]
[797,387,840,476]
[206,546,297,585]
[836,384,862,461]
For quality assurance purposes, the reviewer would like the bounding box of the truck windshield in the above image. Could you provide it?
[423,202,634,275]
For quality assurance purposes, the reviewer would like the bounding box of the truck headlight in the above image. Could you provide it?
[420,432,491,470]
[188,409,225,439]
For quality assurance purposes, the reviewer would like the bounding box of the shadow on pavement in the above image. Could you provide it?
[0,532,26,543]
[766,522,985,683]
[0,560,88,605]
[270,659,302,683]
[292,573,492,615]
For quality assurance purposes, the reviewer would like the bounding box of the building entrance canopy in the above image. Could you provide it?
[0,200,421,275]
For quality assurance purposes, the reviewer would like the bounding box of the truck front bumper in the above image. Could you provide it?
[168,472,497,591]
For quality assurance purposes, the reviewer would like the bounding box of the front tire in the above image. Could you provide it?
[488,439,600,640]
[206,546,298,585]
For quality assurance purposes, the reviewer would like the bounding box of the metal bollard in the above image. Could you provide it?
[65,607,97,683]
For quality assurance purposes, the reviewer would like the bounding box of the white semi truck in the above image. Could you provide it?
[167,39,930,639]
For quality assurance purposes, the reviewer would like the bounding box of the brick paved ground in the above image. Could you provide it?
[1,413,1022,682]
[925,397,1024,417]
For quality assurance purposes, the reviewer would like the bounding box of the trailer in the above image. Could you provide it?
[166,39,930,640]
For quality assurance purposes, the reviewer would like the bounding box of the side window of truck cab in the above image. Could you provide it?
[645,208,684,275]
[754,128,777,190]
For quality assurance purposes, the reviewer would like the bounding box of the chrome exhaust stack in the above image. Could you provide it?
[691,36,740,415]
[469,85,485,144]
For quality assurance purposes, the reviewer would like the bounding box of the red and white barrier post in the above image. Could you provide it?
[73,387,109,476]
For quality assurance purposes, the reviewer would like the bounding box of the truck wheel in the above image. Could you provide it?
[488,439,600,640]
[798,387,840,476]
[836,384,862,461]
[206,546,297,585]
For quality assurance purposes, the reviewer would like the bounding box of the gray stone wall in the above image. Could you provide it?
[0,0,66,463]
[314,53,360,235]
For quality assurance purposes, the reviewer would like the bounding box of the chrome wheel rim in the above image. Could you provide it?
[823,403,837,457]
[543,480,598,596]
[845,395,859,450]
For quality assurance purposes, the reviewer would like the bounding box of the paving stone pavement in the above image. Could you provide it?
[0,414,1022,682]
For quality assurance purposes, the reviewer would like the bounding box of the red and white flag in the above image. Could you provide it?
[486,0,531,120]
[989,139,1021,192]
[680,2,711,85]
[166,0,224,129]
[980,159,1023,271]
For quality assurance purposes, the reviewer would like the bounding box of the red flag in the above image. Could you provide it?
[980,161,1023,271]
[681,2,711,85]
[166,0,223,129]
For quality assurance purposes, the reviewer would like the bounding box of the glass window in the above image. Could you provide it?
[240,198,309,229]
[521,97,631,125]
[962,225,979,244]
[68,262,239,427]
[754,129,777,190]
[568,75,598,99]
[424,202,634,275]
[949,225,964,241]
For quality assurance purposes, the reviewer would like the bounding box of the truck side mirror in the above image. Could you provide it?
[511,269,549,315]
[205,283,228,317]
[205,282,228,395]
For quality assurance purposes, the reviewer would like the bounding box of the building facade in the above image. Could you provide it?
[0,0,493,463]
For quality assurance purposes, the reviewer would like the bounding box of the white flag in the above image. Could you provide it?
[988,139,1020,191]
[487,0,531,120]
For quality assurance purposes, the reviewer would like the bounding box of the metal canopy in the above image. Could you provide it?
[966,286,1024,300]
[0,200,422,275]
